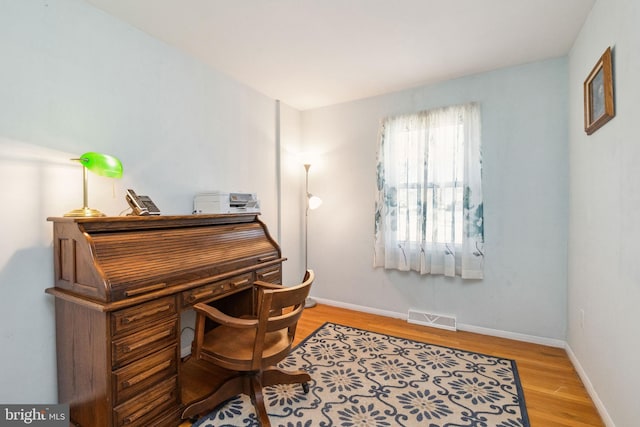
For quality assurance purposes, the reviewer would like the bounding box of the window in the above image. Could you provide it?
[393,119,465,245]
[374,103,484,278]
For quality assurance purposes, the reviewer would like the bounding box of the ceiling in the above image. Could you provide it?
[83,0,595,111]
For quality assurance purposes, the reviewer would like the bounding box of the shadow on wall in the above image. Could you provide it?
[0,246,58,403]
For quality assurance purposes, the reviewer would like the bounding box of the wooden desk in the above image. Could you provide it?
[45,214,284,427]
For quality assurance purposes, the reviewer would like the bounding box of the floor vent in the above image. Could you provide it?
[407,309,457,331]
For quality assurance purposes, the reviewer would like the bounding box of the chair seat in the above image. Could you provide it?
[202,326,289,363]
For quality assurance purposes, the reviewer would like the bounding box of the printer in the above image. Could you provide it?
[193,191,260,214]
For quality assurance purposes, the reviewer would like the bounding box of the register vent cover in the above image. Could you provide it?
[407,309,457,331]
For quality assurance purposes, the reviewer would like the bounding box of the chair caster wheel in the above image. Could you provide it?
[302,382,309,393]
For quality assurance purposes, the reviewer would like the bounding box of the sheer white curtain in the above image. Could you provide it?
[374,103,484,278]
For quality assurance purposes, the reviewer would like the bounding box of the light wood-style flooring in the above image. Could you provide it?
[183,303,604,427]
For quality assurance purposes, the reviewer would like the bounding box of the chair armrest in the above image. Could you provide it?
[254,281,284,290]
[193,303,258,329]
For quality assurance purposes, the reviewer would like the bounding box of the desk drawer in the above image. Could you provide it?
[113,345,178,405]
[112,296,177,336]
[112,317,178,368]
[181,273,252,307]
[113,375,179,427]
[256,265,282,284]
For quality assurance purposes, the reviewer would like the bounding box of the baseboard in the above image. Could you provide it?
[457,323,565,348]
[312,297,565,348]
[565,344,615,427]
[310,297,407,321]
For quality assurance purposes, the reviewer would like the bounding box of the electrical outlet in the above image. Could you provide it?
[580,309,585,329]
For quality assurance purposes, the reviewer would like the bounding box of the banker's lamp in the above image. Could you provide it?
[304,163,322,308]
[64,151,123,217]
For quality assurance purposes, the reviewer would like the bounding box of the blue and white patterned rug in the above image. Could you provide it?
[193,322,530,427]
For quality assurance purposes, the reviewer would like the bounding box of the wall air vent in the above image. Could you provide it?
[407,309,457,331]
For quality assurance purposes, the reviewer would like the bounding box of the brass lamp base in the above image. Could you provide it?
[64,207,106,217]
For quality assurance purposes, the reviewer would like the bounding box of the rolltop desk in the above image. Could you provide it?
[45,214,285,426]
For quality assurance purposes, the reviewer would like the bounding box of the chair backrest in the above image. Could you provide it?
[251,270,314,369]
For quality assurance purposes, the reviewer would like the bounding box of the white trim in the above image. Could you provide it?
[457,323,565,348]
[565,344,616,427]
[312,297,565,347]
[310,297,406,321]
[275,99,282,244]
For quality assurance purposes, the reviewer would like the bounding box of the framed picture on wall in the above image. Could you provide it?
[584,46,615,135]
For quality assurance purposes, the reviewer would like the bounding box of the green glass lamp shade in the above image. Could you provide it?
[64,152,123,217]
[78,152,123,178]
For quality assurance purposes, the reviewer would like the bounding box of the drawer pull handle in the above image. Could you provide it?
[258,255,277,262]
[187,289,214,303]
[122,328,173,353]
[123,360,173,388]
[123,393,172,425]
[125,282,167,297]
[230,279,250,287]
[187,284,228,302]
[260,270,280,278]
[122,304,173,324]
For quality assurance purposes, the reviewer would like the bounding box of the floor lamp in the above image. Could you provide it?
[304,163,322,308]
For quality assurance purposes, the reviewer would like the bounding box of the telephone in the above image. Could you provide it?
[125,189,161,216]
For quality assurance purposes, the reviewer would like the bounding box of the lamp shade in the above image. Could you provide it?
[64,151,123,217]
[78,152,123,178]
[308,194,323,210]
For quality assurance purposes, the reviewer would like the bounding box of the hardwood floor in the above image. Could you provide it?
[182,303,604,427]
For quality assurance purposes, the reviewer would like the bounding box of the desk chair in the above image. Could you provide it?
[182,270,315,426]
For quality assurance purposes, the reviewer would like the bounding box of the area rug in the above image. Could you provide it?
[193,322,530,427]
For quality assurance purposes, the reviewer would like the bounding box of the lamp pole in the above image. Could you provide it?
[304,163,317,308]
[304,164,310,272]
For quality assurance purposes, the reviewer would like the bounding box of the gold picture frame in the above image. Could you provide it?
[584,47,615,135]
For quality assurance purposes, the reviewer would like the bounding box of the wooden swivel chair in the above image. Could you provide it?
[182,270,315,426]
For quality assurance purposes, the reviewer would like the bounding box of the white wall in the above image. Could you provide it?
[0,0,288,403]
[567,0,640,425]
[302,58,569,341]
